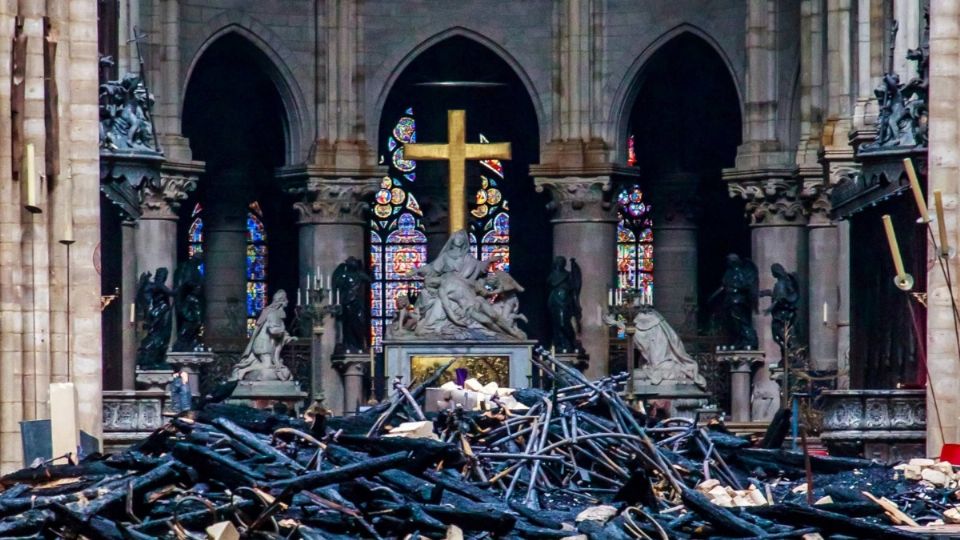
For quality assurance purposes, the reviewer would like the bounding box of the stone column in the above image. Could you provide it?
[534,173,628,379]
[803,183,839,371]
[649,173,699,333]
[287,175,376,414]
[926,0,960,454]
[339,360,366,414]
[121,220,138,390]
[202,171,247,348]
[728,176,809,420]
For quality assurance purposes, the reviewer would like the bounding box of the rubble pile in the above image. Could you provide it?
[0,349,954,538]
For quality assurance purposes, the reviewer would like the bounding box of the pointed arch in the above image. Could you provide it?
[373,27,547,145]
[182,18,309,165]
[609,24,743,163]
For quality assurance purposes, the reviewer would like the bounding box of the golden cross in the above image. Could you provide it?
[403,110,511,234]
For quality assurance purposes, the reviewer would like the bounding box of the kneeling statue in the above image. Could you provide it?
[231,290,297,381]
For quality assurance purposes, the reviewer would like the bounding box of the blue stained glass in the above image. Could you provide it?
[247,282,266,317]
[371,282,384,317]
[388,137,398,151]
[246,244,267,280]
[189,217,204,243]
[247,213,266,242]
[616,185,654,296]
[405,173,416,182]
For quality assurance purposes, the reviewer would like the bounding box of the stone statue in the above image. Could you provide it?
[98,74,157,152]
[546,256,582,352]
[231,290,297,381]
[760,263,801,355]
[388,293,419,335]
[710,254,759,350]
[333,256,371,352]
[388,229,527,341]
[751,377,781,422]
[618,306,706,389]
[136,268,174,369]
[172,256,204,352]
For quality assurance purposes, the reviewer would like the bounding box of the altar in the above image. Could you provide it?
[384,339,535,390]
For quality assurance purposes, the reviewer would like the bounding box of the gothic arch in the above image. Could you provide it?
[373,27,547,145]
[182,18,309,165]
[609,24,744,163]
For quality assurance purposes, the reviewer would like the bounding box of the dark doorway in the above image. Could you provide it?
[181,33,298,348]
[377,36,548,341]
[625,33,747,333]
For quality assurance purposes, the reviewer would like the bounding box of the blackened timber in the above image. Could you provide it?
[679,485,767,537]
[170,442,265,488]
[271,451,410,503]
[211,417,305,471]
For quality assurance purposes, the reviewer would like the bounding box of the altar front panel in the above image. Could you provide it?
[384,340,535,390]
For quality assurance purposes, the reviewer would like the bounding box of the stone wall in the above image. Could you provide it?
[0,0,102,472]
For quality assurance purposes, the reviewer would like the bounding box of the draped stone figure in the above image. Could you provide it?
[606,305,706,389]
[547,256,582,352]
[136,268,173,369]
[231,290,296,381]
[333,256,371,352]
[389,229,526,341]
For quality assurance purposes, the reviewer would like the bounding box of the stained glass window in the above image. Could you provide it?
[469,134,510,272]
[616,185,653,296]
[188,203,205,274]
[370,109,427,351]
[246,202,268,336]
[627,134,637,167]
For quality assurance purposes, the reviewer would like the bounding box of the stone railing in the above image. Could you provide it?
[819,389,925,464]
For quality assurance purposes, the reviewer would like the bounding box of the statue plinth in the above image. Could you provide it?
[229,380,307,413]
[165,351,215,396]
[332,353,370,415]
[715,349,765,422]
[135,369,174,392]
[384,339,535,392]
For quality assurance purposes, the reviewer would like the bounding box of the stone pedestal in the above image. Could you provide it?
[229,381,308,413]
[165,351,216,396]
[716,349,765,422]
[819,389,925,464]
[631,373,710,420]
[102,390,166,452]
[333,353,369,415]
[135,369,174,392]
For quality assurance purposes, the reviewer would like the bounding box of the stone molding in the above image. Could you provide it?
[139,171,198,220]
[288,177,379,225]
[727,176,808,226]
[801,179,834,223]
[534,177,614,222]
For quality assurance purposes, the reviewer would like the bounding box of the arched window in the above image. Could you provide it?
[616,185,653,296]
[246,202,268,336]
[370,109,427,351]
[469,135,510,272]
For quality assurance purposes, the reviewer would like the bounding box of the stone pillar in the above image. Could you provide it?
[202,173,247,348]
[728,176,809,420]
[287,175,376,414]
[804,184,839,371]
[338,360,366,414]
[649,173,699,333]
[836,219,851,389]
[534,174,628,379]
[926,0,960,454]
[121,220,138,390]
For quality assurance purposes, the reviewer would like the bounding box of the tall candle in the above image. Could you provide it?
[129,303,135,323]
[822,301,828,324]
[903,158,930,223]
[297,288,301,306]
[608,289,613,306]
[306,287,310,305]
[935,190,950,257]
[882,214,906,277]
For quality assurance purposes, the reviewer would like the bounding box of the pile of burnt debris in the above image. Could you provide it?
[0,352,956,539]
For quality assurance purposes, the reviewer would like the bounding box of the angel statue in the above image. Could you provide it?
[333,256,371,352]
[231,290,297,381]
[760,263,801,356]
[135,268,174,369]
[547,256,582,352]
[172,255,204,352]
[709,254,759,350]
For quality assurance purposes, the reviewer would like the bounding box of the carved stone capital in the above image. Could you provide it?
[534,177,614,221]
[139,171,197,219]
[728,177,807,225]
[801,179,834,224]
[287,177,379,225]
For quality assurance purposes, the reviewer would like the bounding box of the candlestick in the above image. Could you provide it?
[822,301,828,324]
[935,189,950,257]
[129,303,135,323]
[297,288,301,306]
[608,288,613,306]
[306,287,310,305]
[903,158,930,223]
